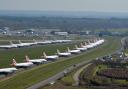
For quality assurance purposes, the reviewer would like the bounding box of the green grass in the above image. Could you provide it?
[0,36,43,40]
[95,28,128,33]
[0,37,121,89]
[62,69,76,85]
[0,42,79,68]
[41,82,98,89]
[41,82,81,89]
[61,64,91,85]
[112,79,128,85]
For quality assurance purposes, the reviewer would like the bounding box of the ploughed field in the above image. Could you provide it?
[79,61,128,87]
[97,68,128,79]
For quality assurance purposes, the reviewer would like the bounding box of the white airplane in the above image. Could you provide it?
[93,39,102,46]
[25,55,47,64]
[11,59,33,68]
[15,40,37,47]
[57,49,71,57]
[91,38,104,46]
[8,41,25,48]
[29,40,38,45]
[67,47,81,54]
[75,44,87,51]
[51,40,72,43]
[87,40,97,47]
[0,41,18,49]
[43,52,59,60]
[82,41,95,49]
[92,39,101,46]
[0,67,17,75]
[41,40,52,44]
[33,39,71,45]
[14,40,30,47]
[62,40,72,43]
[97,39,104,45]
[33,39,52,45]
[85,38,104,48]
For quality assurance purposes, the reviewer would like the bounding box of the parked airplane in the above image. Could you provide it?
[30,39,72,45]
[87,40,97,47]
[82,39,104,49]
[17,40,36,47]
[82,41,95,49]
[97,39,104,45]
[67,47,81,54]
[43,52,59,60]
[29,40,38,45]
[57,49,71,57]
[90,39,104,46]
[25,55,47,64]
[75,44,87,51]
[0,67,17,75]
[33,39,52,45]
[0,41,18,49]
[11,59,33,68]
[51,40,71,43]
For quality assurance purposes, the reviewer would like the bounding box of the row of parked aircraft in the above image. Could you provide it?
[0,40,72,49]
[0,38,104,76]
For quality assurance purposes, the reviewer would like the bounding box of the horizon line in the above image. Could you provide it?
[0,10,128,13]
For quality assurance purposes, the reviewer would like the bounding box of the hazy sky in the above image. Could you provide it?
[0,0,128,12]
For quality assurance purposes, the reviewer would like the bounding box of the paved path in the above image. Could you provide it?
[27,60,92,89]
[73,63,91,86]
[27,38,124,89]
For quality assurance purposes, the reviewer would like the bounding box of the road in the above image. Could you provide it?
[27,38,124,89]
[121,37,127,51]
[27,60,92,89]
[73,63,91,86]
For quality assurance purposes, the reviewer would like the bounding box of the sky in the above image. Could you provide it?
[0,0,128,12]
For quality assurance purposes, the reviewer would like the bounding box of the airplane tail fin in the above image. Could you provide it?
[80,43,83,47]
[93,39,96,43]
[25,55,30,62]
[94,38,97,43]
[11,59,17,66]
[57,49,60,54]
[75,45,78,49]
[96,38,98,42]
[33,39,36,42]
[88,40,90,44]
[9,41,13,45]
[84,42,87,46]
[19,40,22,44]
[43,52,47,58]
[67,47,70,52]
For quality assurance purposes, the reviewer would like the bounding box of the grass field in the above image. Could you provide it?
[61,68,77,85]
[41,82,91,89]
[0,35,84,41]
[0,37,121,89]
[0,36,43,40]
[41,37,121,89]
[95,28,128,33]
[0,42,80,68]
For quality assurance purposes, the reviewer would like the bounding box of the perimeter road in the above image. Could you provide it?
[27,37,123,89]
[27,60,92,89]
[72,63,92,86]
